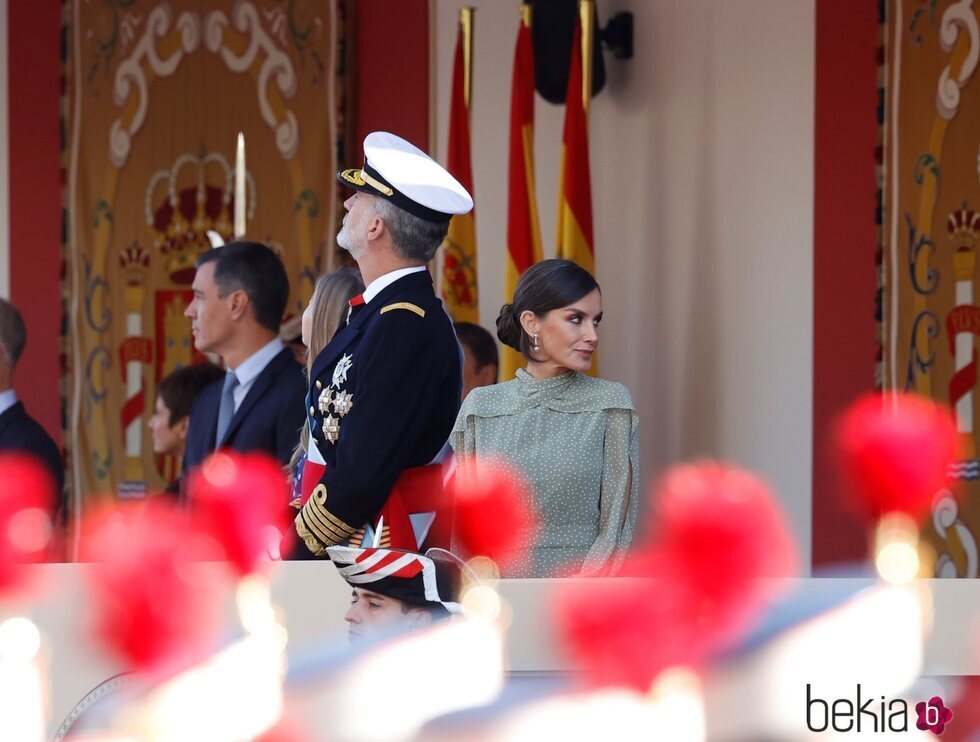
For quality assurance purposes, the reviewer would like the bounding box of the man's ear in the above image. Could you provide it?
[477,364,498,387]
[228,289,250,321]
[175,416,190,442]
[365,213,385,243]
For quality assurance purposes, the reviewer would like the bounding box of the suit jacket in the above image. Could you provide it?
[0,401,64,496]
[294,270,461,556]
[184,347,306,475]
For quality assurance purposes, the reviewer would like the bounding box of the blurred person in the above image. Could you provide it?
[454,321,499,401]
[279,314,307,365]
[452,259,639,578]
[183,241,307,479]
[287,268,364,507]
[327,545,464,642]
[293,132,471,557]
[0,298,63,494]
[148,362,224,495]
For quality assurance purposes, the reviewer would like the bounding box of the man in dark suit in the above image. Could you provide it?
[294,132,472,557]
[0,299,63,494]
[183,241,306,480]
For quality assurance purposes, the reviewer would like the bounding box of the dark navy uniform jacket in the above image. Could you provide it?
[183,347,306,474]
[294,270,461,556]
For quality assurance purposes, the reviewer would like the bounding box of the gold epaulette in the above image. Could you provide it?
[380,302,425,318]
[294,484,357,556]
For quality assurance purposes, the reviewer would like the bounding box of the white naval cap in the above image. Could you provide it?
[337,131,473,224]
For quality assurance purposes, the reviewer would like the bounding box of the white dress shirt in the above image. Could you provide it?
[228,337,285,412]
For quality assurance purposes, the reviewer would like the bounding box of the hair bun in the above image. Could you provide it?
[496,303,522,351]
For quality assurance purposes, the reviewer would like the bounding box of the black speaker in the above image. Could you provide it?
[530,0,606,105]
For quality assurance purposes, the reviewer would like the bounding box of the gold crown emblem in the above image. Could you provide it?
[947,205,980,250]
[145,152,254,285]
[119,242,150,287]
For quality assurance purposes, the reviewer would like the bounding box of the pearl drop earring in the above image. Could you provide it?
[533,332,539,353]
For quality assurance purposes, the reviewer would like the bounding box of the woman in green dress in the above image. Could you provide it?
[451,259,639,577]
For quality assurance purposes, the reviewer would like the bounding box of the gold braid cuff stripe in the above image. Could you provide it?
[294,484,357,554]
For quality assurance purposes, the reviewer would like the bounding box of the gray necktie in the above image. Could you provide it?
[215,370,239,444]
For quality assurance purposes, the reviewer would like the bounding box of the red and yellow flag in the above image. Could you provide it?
[502,4,543,381]
[556,4,596,373]
[441,8,478,322]
[556,9,594,275]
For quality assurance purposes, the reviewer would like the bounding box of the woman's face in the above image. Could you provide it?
[531,288,602,373]
[301,288,320,347]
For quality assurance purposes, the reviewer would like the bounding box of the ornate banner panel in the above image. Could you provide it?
[883,0,980,576]
[66,0,339,508]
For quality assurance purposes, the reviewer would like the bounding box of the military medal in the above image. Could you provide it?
[332,353,353,388]
[318,387,334,414]
[323,415,341,443]
[334,390,353,416]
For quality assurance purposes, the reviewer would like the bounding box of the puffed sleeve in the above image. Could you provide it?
[450,395,477,458]
[578,405,640,576]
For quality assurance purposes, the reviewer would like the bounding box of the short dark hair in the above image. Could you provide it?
[156,362,225,425]
[454,322,499,372]
[197,241,290,332]
[373,197,450,263]
[0,299,27,368]
[496,259,600,358]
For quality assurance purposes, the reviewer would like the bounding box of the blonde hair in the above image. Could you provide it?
[290,268,365,474]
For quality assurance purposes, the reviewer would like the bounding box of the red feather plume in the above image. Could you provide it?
[555,461,798,691]
[0,453,55,595]
[188,451,291,577]
[651,461,798,613]
[82,500,225,674]
[554,551,710,691]
[834,392,960,523]
[451,458,539,572]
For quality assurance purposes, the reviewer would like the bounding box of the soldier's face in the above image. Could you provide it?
[344,588,431,641]
[185,261,235,355]
[337,193,374,259]
[532,288,602,373]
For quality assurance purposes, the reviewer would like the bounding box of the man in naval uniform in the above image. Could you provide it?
[293,132,472,558]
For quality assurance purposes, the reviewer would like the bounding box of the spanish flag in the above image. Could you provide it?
[556,5,596,373]
[441,9,479,322]
[556,10,594,276]
[502,4,543,382]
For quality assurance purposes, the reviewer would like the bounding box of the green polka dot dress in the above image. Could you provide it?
[451,369,640,577]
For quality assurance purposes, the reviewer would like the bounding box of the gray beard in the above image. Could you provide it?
[337,228,364,260]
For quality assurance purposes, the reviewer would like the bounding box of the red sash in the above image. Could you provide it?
[299,459,452,550]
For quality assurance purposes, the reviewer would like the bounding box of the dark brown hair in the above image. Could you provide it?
[156,362,225,425]
[496,259,600,357]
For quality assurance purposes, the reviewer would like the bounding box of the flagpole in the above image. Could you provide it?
[234,132,246,239]
[579,0,594,115]
[461,7,474,116]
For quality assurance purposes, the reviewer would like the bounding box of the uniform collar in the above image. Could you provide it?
[361,266,427,305]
